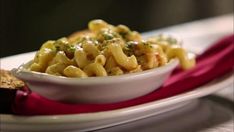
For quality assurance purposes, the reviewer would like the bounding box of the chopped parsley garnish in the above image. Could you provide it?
[154,34,178,45]
[142,41,153,48]
[103,33,114,40]
[67,45,76,53]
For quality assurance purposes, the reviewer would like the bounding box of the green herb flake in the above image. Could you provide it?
[67,45,76,53]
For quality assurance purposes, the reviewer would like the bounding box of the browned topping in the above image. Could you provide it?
[0,69,25,89]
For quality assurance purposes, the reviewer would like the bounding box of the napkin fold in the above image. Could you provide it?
[13,35,234,115]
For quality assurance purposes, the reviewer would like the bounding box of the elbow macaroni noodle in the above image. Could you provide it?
[29,19,195,78]
[108,42,138,70]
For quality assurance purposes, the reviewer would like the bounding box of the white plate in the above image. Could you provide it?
[95,99,234,132]
[0,52,233,132]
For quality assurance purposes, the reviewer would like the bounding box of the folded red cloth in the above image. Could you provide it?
[13,35,234,115]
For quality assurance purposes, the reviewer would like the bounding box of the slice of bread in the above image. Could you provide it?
[0,69,25,114]
[0,69,24,89]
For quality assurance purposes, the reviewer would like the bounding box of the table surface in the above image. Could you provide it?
[1,14,233,132]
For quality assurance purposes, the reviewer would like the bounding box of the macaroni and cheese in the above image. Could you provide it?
[29,19,195,78]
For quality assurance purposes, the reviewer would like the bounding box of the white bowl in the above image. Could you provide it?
[11,59,179,104]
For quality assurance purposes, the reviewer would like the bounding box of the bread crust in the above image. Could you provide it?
[0,69,24,89]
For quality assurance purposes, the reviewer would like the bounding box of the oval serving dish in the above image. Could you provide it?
[12,59,179,104]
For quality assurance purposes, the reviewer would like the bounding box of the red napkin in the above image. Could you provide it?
[13,35,234,115]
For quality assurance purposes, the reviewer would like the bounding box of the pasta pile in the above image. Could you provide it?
[29,19,195,78]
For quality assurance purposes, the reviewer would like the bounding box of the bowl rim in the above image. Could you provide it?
[11,59,179,85]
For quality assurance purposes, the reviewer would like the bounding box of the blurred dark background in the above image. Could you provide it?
[1,0,233,57]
